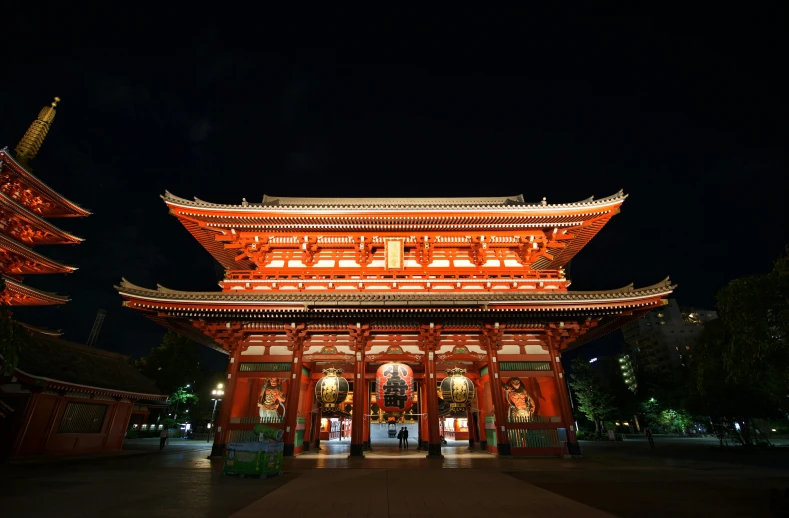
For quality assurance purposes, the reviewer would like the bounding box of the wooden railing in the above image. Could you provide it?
[225,268,564,282]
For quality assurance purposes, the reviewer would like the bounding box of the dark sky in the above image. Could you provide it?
[2,13,785,364]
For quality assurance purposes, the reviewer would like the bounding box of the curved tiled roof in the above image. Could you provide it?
[0,191,83,244]
[0,148,92,217]
[16,329,166,398]
[162,190,627,212]
[0,233,77,273]
[117,277,674,306]
[2,275,69,303]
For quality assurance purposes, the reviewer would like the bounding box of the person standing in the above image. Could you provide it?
[645,427,654,449]
[397,427,404,448]
[160,427,169,451]
[403,427,409,449]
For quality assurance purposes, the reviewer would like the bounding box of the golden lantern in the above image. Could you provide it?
[314,368,349,410]
[440,368,475,411]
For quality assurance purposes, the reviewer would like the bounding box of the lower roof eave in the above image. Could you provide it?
[12,368,168,401]
[147,300,667,318]
[2,276,69,305]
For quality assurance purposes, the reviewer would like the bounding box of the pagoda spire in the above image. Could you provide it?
[15,97,60,167]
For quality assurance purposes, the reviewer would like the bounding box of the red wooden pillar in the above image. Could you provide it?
[349,350,366,457]
[418,379,427,450]
[212,345,241,457]
[423,350,442,458]
[484,326,511,456]
[466,409,475,448]
[114,399,137,451]
[100,398,120,451]
[363,379,371,451]
[314,406,323,449]
[248,378,259,419]
[283,345,304,457]
[11,389,41,457]
[548,334,580,456]
[474,380,487,451]
[302,380,316,452]
[418,323,443,458]
[41,392,66,454]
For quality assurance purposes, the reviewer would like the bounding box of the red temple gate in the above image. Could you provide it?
[117,192,673,457]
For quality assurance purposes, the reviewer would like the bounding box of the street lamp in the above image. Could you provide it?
[209,384,225,442]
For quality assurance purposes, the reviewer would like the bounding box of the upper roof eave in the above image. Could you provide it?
[0,148,92,217]
[162,190,627,214]
[116,276,675,305]
[0,233,77,272]
[0,191,84,243]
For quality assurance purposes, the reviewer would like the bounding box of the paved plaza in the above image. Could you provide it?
[1,437,788,517]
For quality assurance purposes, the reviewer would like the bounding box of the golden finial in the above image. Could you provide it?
[15,97,61,167]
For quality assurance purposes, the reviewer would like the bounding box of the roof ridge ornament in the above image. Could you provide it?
[15,97,60,168]
[163,190,628,212]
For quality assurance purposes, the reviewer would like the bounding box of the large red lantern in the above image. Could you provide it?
[375,363,414,413]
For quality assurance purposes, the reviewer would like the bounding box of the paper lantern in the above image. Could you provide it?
[440,368,475,411]
[376,363,414,412]
[314,368,349,410]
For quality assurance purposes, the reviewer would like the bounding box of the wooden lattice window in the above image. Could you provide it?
[58,402,107,434]
[498,362,552,371]
[239,362,291,372]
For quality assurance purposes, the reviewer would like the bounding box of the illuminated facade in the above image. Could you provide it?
[117,192,673,457]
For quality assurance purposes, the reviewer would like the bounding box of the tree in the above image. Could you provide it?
[684,251,789,445]
[0,278,32,375]
[657,408,693,434]
[688,318,782,445]
[137,330,201,395]
[169,385,199,421]
[568,355,617,436]
[641,396,693,434]
[712,251,789,406]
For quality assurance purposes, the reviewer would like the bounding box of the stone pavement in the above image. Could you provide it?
[2,437,788,517]
[230,468,615,517]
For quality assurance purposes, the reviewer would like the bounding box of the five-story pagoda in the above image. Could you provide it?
[0,98,89,306]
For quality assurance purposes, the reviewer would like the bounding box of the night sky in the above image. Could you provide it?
[2,13,785,366]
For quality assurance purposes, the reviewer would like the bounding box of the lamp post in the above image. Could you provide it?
[208,384,224,442]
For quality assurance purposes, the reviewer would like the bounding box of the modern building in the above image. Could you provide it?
[117,189,674,459]
[622,298,717,379]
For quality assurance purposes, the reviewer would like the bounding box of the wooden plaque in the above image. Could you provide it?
[384,239,404,270]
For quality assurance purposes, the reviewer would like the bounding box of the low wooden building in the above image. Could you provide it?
[0,330,168,459]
